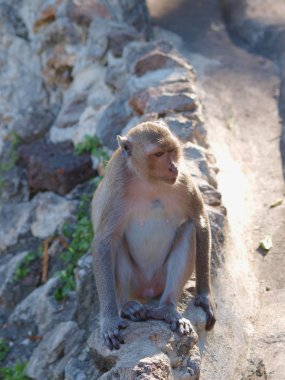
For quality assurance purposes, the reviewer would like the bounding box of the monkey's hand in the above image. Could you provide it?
[101,317,129,350]
[147,304,192,336]
[195,293,216,330]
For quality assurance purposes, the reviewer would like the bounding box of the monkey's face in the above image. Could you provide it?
[145,144,180,184]
[119,122,182,184]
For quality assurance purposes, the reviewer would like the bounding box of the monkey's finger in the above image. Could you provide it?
[206,313,216,331]
[104,334,116,350]
[184,322,192,335]
[108,331,122,350]
[119,319,129,329]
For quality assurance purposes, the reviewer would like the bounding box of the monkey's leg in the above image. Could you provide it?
[147,220,196,336]
[116,243,147,322]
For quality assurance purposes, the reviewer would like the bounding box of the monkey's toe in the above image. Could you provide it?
[121,300,147,321]
[104,329,123,350]
[170,317,192,336]
[195,294,216,331]
[101,317,129,350]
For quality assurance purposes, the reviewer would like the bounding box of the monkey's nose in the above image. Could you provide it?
[169,164,178,175]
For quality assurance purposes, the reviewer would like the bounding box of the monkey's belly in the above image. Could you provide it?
[126,215,179,280]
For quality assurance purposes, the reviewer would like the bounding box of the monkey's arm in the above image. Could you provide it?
[93,230,129,350]
[194,208,216,330]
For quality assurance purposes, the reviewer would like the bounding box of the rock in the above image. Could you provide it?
[105,62,129,91]
[26,321,85,380]
[0,202,32,254]
[42,43,76,87]
[18,139,96,195]
[74,253,99,329]
[108,24,141,58]
[162,115,196,142]
[200,188,222,207]
[0,166,29,204]
[0,251,34,308]
[99,0,151,36]
[97,96,132,150]
[65,357,100,380]
[84,16,110,62]
[184,143,218,188]
[129,83,197,116]
[123,40,174,74]
[55,94,87,130]
[0,3,28,40]
[121,113,159,135]
[9,277,77,335]
[0,36,47,155]
[129,67,193,92]
[89,320,200,379]
[31,192,77,239]
[11,104,54,143]
[66,0,110,27]
[49,105,104,146]
[70,64,113,108]
[134,50,193,77]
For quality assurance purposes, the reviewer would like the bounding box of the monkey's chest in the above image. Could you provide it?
[125,199,184,277]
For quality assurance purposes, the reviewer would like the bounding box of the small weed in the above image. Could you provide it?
[54,194,93,301]
[0,360,30,380]
[0,338,9,362]
[14,251,40,281]
[75,135,109,164]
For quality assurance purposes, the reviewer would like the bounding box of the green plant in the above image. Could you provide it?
[54,194,93,301]
[14,251,40,281]
[0,360,30,380]
[75,135,109,163]
[0,338,9,362]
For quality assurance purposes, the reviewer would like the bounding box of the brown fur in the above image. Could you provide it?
[92,121,215,350]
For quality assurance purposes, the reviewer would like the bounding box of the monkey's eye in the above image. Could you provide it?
[154,152,164,157]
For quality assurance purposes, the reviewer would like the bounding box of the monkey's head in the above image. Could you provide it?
[117,122,182,184]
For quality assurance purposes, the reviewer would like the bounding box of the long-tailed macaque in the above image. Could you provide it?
[92,121,216,350]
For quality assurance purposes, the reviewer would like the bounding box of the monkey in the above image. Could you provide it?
[91,121,216,350]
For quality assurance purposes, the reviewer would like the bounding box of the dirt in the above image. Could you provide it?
[147,1,285,379]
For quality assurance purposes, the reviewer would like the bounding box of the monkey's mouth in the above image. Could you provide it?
[164,176,178,185]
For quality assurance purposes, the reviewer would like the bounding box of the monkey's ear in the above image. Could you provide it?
[117,135,132,157]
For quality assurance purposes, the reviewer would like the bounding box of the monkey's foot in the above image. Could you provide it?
[147,304,192,336]
[195,293,216,331]
[121,300,147,321]
[101,317,129,350]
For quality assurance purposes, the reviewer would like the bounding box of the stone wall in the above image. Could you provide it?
[0,1,225,379]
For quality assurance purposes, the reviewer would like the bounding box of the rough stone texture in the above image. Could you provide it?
[0,1,226,378]
[108,24,141,58]
[9,278,77,335]
[0,251,30,308]
[26,321,85,380]
[11,105,55,143]
[55,94,88,130]
[31,192,77,239]
[74,253,99,329]
[96,96,132,150]
[134,49,192,77]
[129,83,197,116]
[65,357,100,380]
[18,140,96,195]
[89,320,200,380]
[0,166,30,204]
[0,202,32,253]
